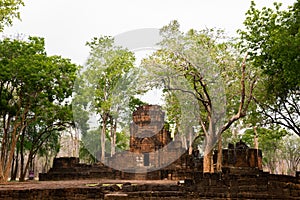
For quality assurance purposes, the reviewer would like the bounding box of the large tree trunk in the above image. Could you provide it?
[19,129,25,181]
[42,153,49,173]
[110,116,117,157]
[1,120,24,182]
[101,114,108,163]
[10,153,15,181]
[19,152,33,182]
[253,126,259,149]
[203,150,214,173]
[0,107,28,183]
[2,130,19,182]
[203,122,215,173]
[10,145,19,181]
[0,115,10,182]
[216,136,222,172]
[188,127,193,155]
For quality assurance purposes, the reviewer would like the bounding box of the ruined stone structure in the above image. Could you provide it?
[104,105,189,175]
[130,105,172,154]
[34,105,300,199]
[40,105,296,190]
[40,105,192,180]
[6,171,300,199]
[214,141,263,170]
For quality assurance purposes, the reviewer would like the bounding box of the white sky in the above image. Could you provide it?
[1,0,295,66]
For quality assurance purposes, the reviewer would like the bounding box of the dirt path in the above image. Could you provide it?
[0,179,177,191]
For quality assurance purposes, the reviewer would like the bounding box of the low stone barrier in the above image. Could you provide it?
[1,169,299,200]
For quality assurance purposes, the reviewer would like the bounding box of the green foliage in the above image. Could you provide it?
[79,127,129,163]
[81,36,136,119]
[74,36,137,161]
[279,135,300,175]
[239,1,300,97]
[128,96,146,113]
[242,126,287,148]
[246,129,300,175]
[36,126,61,160]
[79,141,96,164]
[222,129,239,148]
[0,36,78,181]
[163,92,181,131]
[143,21,256,159]
[238,1,300,136]
[0,37,77,105]
[79,130,99,163]
[0,0,24,32]
[242,127,288,173]
[105,130,129,152]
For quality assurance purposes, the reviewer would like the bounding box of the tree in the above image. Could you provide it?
[242,127,299,175]
[37,129,61,174]
[0,37,77,182]
[238,1,300,136]
[75,36,136,162]
[163,87,200,153]
[79,128,102,163]
[143,21,257,173]
[242,127,287,174]
[279,134,300,175]
[17,105,73,181]
[0,0,24,32]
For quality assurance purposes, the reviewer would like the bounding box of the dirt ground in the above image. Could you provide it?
[0,179,177,191]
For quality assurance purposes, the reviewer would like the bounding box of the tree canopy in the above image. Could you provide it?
[0,36,78,182]
[238,1,300,136]
[143,20,257,172]
[73,36,137,162]
[0,0,24,32]
[239,0,299,96]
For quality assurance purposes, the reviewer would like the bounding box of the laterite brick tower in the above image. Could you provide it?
[130,105,172,154]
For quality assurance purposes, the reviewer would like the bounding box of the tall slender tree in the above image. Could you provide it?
[76,36,136,162]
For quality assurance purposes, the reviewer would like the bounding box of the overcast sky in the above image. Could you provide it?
[1,0,295,66]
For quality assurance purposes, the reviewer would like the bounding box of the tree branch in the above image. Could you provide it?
[254,95,300,136]
[219,53,249,134]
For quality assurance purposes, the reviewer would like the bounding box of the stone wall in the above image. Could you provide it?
[40,143,262,182]
[39,154,199,181]
[214,148,263,169]
[2,171,300,200]
[187,168,300,199]
[39,157,119,181]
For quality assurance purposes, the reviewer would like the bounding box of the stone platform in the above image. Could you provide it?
[1,171,300,200]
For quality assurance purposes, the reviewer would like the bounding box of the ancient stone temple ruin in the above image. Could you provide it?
[105,105,188,176]
[37,105,300,199]
[130,105,172,154]
[40,105,265,181]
